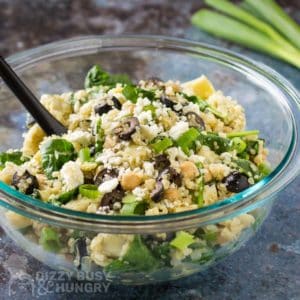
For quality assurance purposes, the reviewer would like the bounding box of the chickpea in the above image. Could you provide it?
[164,188,180,201]
[121,172,143,190]
[180,161,199,179]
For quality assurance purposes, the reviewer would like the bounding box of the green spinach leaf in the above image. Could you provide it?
[40,139,76,178]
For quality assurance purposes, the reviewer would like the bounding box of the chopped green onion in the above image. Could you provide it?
[191,10,300,68]
[176,128,200,154]
[120,201,147,215]
[151,137,173,153]
[231,137,247,153]
[79,184,101,200]
[144,104,156,117]
[122,194,138,204]
[39,227,61,253]
[170,231,195,251]
[79,147,91,162]
[121,194,148,214]
[227,130,259,138]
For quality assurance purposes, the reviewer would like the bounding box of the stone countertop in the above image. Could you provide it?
[0,1,299,299]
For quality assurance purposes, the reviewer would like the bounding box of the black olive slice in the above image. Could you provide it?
[185,112,205,130]
[154,154,171,172]
[223,171,250,193]
[115,117,140,141]
[151,181,164,202]
[94,103,112,115]
[112,96,122,110]
[12,170,39,195]
[100,185,125,209]
[94,168,118,186]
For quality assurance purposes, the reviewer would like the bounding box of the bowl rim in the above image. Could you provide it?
[0,35,299,233]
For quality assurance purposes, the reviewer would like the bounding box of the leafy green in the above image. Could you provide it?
[245,140,259,156]
[182,93,226,120]
[104,235,160,273]
[0,151,27,169]
[231,137,247,154]
[138,88,156,100]
[40,139,76,178]
[84,65,132,88]
[258,162,272,177]
[149,242,171,266]
[122,85,139,103]
[233,158,259,180]
[39,227,61,253]
[198,132,231,154]
[122,85,156,103]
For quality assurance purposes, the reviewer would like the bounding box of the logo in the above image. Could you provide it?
[7,270,111,297]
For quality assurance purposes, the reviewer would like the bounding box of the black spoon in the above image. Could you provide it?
[0,55,67,135]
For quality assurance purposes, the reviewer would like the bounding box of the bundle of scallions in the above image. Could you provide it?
[191,0,300,68]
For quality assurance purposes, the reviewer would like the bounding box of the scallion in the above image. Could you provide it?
[191,9,300,68]
[79,147,91,162]
[245,0,300,50]
[170,231,195,251]
[227,130,259,138]
[79,184,102,200]
[205,0,298,53]
[176,128,200,154]
[39,227,61,253]
[151,137,173,153]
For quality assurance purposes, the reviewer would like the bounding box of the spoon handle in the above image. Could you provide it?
[0,55,67,136]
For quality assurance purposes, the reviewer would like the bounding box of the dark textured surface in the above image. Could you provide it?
[0,1,299,299]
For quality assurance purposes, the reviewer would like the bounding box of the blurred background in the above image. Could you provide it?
[0,1,299,57]
[0,1,299,299]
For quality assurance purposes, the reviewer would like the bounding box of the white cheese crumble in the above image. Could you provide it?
[137,110,152,124]
[98,178,119,193]
[143,161,155,177]
[66,130,92,145]
[60,161,84,191]
[169,121,189,140]
[132,187,146,200]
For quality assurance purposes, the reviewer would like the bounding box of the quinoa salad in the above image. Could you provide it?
[1,65,270,275]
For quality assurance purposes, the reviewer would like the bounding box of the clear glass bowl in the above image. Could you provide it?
[0,36,299,285]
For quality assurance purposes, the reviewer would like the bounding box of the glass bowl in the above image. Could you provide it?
[0,35,299,285]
